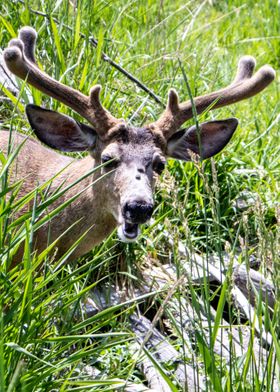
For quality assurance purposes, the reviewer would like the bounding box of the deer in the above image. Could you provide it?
[1,26,275,265]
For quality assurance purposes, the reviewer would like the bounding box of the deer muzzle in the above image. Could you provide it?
[117,200,154,242]
[123,201,154,224]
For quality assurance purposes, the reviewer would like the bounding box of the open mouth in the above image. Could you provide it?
[117,221,140,242]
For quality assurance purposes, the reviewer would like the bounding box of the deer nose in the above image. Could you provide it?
[123,201,154,224]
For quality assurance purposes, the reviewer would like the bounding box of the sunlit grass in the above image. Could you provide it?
[0,0,279,390]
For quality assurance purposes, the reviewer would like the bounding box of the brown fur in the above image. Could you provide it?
[0,131,118,264]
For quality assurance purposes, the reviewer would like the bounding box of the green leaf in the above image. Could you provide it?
[143,347,179,392]
[6,343,58,368]
[0,86,25,113]
[196,331,222,391]
[0,16,17,37]
[211,279,228,346]
[74,1,81,49]
[50,17,66,71]
[96,28,104,68]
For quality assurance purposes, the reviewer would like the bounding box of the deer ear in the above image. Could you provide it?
[26,104,97,152]
[166,118,238,161]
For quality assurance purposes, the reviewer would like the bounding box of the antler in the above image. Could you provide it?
[150,56,275,140]
[3,26,121,135]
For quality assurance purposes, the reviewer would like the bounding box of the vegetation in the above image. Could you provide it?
[0,0,279,390]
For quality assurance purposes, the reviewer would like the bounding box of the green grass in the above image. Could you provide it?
[0,0,279,391]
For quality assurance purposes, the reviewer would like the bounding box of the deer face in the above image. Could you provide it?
[97,125,166,241]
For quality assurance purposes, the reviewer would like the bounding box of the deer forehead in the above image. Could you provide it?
[101,124,161,159]
[106,124,155,144]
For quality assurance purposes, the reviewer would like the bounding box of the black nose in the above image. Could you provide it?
[123,201,154,224]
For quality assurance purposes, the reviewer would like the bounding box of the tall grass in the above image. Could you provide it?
[0,0,279,390]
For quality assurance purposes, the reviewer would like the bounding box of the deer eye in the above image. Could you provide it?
[152,155,166,175]
[101,155,118,168]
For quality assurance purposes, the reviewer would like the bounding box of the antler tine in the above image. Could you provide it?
[150,56,275,140]
[3,26,120,135]
[19,26,37,64]
[231,55,256,84]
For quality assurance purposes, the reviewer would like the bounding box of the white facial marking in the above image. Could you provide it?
[117,224,140,243]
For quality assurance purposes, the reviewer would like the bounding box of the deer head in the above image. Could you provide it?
[3,27,275,244]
